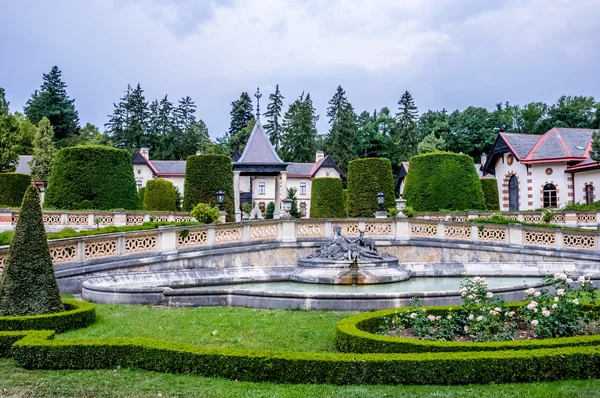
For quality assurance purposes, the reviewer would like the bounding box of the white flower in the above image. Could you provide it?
[468,314,474,320]
[494,307,502,312]
[481,278,489,286]
[527,301,538,310]
[477,316,484,322]
[542,309,551,317]
[566,278,573,284]
[554,273,568,280]
[554,297,559,302]
[534,291,541,297]
[525,288,535,295]
[531,320,539,327]
[473,277,481,282]
[427,315,436,322]
[436,316,441,321]
[572,299,580,305]
[447,315,452,320]
[489,310,497,315]
[460,287,467,293]
[410,312,417,319]
[464,325,469,332]
[486,292,493,298]
[533,308,538,312]
[461,292,466,297]
[557,289,565,296]
[506,311,515,317]
[468,294,475,300]
[552,304,558,310]
[578,276,586,283]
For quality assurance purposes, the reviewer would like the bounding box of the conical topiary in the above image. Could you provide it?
[0,185,64,316]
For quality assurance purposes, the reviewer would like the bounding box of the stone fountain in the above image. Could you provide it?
[291,224,410,284]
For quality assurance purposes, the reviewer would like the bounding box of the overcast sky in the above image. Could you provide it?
[1,0,599,139]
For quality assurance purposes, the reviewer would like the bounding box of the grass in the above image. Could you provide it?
[3,301,600,396]
[57,304,352,352]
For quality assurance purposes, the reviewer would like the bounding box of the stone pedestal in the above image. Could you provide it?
[375,211,388,219]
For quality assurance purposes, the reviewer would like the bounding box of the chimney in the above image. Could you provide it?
[315,151,325,162]
[140,147,150,160]
[481,153,487,166]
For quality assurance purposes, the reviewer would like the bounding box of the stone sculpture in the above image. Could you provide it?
[308,224,383,261]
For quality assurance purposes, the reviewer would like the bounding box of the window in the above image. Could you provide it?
[300,182,306,195]
[586,184,594,205]
[543,184,557,208]
[300,202,307,217]
[258,181,266,195]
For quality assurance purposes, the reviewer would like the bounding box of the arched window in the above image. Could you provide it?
[586,184,594,205]
[508,175,519,211]
[299,202,307,217]
[543,184,557,208]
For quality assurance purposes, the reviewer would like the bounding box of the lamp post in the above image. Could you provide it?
[376,191,385,211]
[216,190,225,211]
[375,191,388,219]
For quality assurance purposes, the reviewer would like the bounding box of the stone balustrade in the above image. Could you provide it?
[1,218,600,275]
[416,210,598,227]
[0,209,195,232]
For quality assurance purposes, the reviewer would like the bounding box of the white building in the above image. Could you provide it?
[133,121,343,219]
[483,127,600,210]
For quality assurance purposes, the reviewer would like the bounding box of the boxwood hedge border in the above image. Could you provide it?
[0,331,599,385]
[2,301,600,385]
[0,299,95,333]
[335,304,600,354]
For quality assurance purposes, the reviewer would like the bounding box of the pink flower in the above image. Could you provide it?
[531,320,539,327]
[557,289,565,296]
[427,315,436,322]
[542,309,551,317]
[534,291,541,297]
[468,314,474,320]
[486,292,493,298]
[527,301,538,310]
[572,299,579,305]
[525,288,535,295]
[477,316,484,322]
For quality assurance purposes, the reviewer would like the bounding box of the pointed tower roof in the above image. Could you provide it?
[233,120,289,175]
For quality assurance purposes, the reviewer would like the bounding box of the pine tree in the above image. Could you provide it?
[280,93,318,162]
[105,84,149,151]
[324,86,358,172]
[0,88,19,171]
[0,185,64,316]
[229,119,255,154]
[227,92,254,139]
[24,66,80,142]
[29,117,56,181]
[0,88,8,115]
[395,90,419,162]
[263,84,284,151]
[150,96,176,159]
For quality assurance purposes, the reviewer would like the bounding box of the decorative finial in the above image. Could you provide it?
[254,86,262,120]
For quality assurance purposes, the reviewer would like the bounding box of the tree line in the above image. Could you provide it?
[1,65,600,178]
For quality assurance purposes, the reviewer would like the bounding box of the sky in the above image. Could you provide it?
[1,0,599,140]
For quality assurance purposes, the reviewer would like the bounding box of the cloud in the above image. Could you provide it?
[0,0,598,139]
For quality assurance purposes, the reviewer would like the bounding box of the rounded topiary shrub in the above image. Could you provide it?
[0,173,31,207]
[347,158,395,218]
[310,178,345,218]
[45,146,138,210]
[403,151,486,212]
[190,203,221,224]
[481,178,499,211]
[183,155,234,222]
[143,179,176,211]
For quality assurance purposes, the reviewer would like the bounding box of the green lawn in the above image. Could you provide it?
[2,301,600,397]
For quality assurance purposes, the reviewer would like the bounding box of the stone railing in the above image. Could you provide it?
[416,211,597,228]
[0,209,195,231]
[2,218,600,274]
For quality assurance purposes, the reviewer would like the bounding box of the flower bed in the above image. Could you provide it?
[336,274,599,354]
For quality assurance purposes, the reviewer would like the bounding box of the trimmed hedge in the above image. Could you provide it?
[347,158,395,218]
[0,299,95,333]
[143,179,177,211]
[0,173,31,207]
[403,152,486,212]
[5,332,600,385]
[45,146,138,210]
[310,178,345,218]
[183,155,234,222]
[335,304,600,354]
[481,178,500,211]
